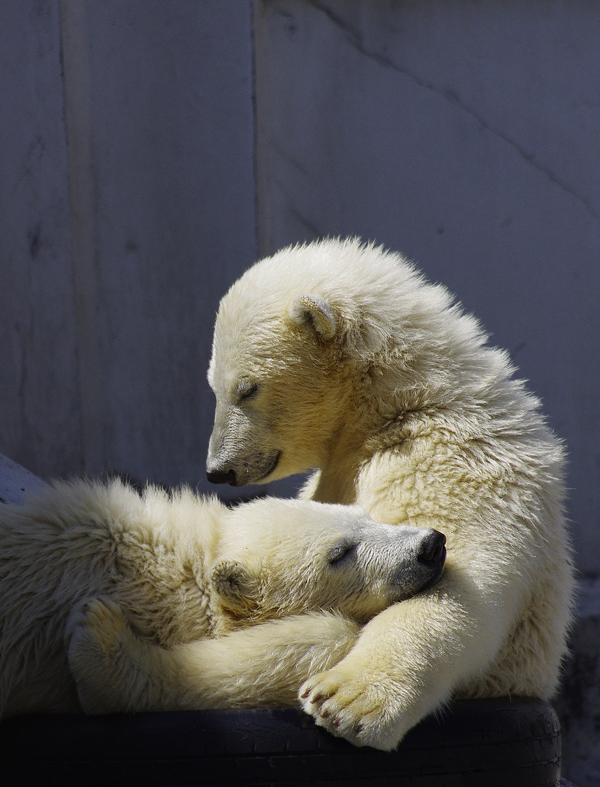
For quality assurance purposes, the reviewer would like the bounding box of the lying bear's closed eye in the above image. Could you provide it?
[328,542,357,566]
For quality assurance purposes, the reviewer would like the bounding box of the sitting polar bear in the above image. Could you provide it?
[0,478,444,719]
[207,237,574,751]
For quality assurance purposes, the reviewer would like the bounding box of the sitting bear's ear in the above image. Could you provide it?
[211,560,261,614]
[289,294,337,340]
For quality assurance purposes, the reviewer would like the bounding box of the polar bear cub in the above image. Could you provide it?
[0,478,444,718]
[207,237,574,750]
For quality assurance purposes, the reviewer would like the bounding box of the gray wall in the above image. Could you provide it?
[1,0,256,495]
[0,2,81,478]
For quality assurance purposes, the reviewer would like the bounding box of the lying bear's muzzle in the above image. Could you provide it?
[417,530,446,567]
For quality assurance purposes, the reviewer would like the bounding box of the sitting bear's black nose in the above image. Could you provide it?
[206,468,237,485]
[417,530,447,565]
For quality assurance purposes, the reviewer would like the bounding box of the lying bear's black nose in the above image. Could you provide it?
[206,468,237,485]
[417,530,446,565]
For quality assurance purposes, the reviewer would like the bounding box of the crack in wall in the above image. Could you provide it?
[271,138,309,176]
[279,184,321,237]
[306,0,599,221]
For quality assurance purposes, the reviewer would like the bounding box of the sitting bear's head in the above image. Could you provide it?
[205,238,469,488]
[205,239,393,487]
[209,498,445,631]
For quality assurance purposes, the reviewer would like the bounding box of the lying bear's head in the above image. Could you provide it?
[209,498,445,631]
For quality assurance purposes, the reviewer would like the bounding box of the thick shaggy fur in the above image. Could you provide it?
[0,479,441,719]
[207,237,574,750]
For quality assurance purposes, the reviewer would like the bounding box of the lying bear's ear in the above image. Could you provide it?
[211,560,260,614]
[289,294,337,340]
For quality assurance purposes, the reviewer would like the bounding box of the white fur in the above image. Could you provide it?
[208,237,574,750]
[0,479,439,718]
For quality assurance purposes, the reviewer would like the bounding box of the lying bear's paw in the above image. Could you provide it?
[66,597,133,713]
[299,667,404,751]
[66,596,128,655]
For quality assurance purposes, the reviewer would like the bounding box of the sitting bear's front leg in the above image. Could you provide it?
[299,567,521,751]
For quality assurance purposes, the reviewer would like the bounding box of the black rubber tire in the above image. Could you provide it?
[0,697,560,786]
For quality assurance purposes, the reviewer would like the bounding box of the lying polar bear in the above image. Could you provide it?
[0,478,445,719]
[206,237,574,750]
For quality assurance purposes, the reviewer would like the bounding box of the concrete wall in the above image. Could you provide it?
[0,0,257,496]
[0,2,81,478]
